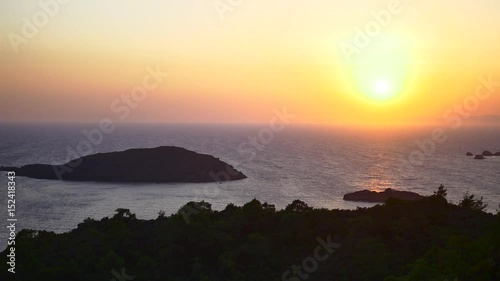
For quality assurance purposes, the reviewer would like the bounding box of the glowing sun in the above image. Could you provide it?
[345,35,414,103]
[372,79,393,100]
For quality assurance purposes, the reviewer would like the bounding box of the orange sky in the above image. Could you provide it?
[1,0,499,126]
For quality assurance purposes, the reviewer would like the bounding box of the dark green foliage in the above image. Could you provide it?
[458,192,488,212]
[157,210,166,218]
[1,192,498,281]
[114,208,137,219]
[434,184,448,199]
[285,199,313,212]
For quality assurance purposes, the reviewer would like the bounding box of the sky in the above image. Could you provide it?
[1,0,499,126]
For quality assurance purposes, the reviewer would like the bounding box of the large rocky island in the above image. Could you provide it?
[343,188,425,203]
[0,146,246,183]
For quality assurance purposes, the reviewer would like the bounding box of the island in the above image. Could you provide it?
[343,188,425,203]
[465,151,500,157]
[0,146,246,183]
[482,151,494,156]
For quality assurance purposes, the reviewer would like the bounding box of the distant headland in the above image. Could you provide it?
[0,146,246,183]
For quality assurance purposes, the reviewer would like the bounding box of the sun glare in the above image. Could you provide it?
[373,79,392,99]
[342,35,415,104]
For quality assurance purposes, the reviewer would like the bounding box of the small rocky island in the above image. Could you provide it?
[0,146,246,183]
[482,151,494,156]
[343,188,425,203]
[467,150,500,159]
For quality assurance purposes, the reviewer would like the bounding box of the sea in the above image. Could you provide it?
[0,123,499,245]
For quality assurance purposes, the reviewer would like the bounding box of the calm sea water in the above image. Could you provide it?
[0,123,499,244]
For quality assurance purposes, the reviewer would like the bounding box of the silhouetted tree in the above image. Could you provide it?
[3,191,498,281]
[157,210,166,218]
[458,191,488,212]
[434,184,448,199]
[262,202,276,212]
[285,199,312,212]
[178,201,212,214]
[113,208,136,219]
